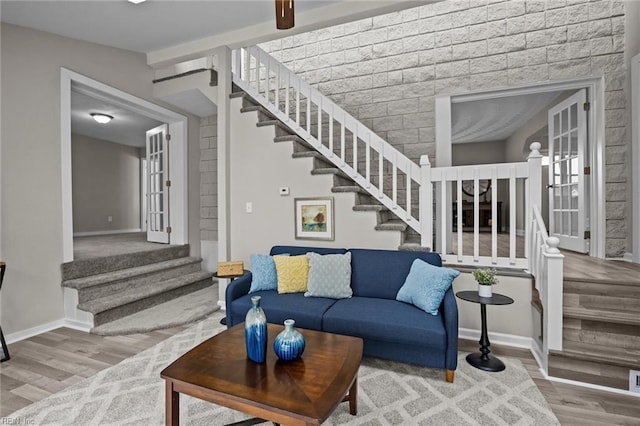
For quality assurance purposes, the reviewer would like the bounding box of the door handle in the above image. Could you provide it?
[547,184,554,188]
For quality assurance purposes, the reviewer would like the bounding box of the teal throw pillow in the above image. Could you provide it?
[249,254,287,293]
[304,252,352,299]
[396,259,460,315]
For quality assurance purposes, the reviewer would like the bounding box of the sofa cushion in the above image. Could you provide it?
[305,252,352,299]
[274,255,309,293]
[349,249,443,299]
[396,259,460,315]
[249,254,288,293]
[230,290,336,330]
[322,297,446,348]
[270,246,347,256]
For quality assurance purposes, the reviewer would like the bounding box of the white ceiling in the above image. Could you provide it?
[451,92,564,144]
[71,91,162,147]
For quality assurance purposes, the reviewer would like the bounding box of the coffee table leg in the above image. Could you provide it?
[348,376,358,415]
[166,380,179,426]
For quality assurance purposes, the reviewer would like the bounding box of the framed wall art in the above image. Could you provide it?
[294,197,334,240]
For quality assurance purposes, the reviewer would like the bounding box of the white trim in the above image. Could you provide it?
[458,327,533,350]
[436,76,606,259]
[60,68,189,263]
[73,229,142,237]
[217,300,226,312]
[543,373,640,399]
[5,318,91,344]
[624,252,635,262]
[632,53,640,263]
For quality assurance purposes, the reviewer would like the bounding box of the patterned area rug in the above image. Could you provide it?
[8,311,559,425]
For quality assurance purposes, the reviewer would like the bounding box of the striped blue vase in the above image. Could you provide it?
[274,319,305,361]
[245,296,267,363]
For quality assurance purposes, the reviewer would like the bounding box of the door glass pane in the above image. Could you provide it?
[555,212,562,233]
[570,103,577,131]
[561,109,568,133]
[562,160,569,184]
[562,212,569,235]
[553,136,561,158]
[562,135,569,159]
[562,186,569,209]
[571,185,578,209]
[554,187,562,208]
[554,114,560,136]
[571,212,578,236]
[570,158,579,183]
[570,130,578,156]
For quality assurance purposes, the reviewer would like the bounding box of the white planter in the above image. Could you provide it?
[478,284,492,298]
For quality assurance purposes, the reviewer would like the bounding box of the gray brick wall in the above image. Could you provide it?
[261,0,628,256]
[200,115,217,241]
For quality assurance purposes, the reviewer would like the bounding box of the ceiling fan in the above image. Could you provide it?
[275,0,295,30]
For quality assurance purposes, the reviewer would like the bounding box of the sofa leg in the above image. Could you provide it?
[445,369,454,383]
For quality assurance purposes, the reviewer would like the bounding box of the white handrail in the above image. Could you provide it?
[232,45,421,233]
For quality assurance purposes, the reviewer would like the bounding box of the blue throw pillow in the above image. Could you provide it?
[396,259,460,315]
[249,254,287,293]
[304,252,352,299]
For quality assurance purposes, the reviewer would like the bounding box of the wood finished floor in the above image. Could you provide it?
[1,327,639,424]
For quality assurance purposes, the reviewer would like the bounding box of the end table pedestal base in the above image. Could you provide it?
[466,352,505,372]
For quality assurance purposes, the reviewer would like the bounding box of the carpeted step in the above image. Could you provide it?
[375,219,408,232]
[66,257,205,304]
[61,245,190,280]
[80,271,213,326]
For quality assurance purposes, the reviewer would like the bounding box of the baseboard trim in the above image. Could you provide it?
[459,327,533,350]
[6,318,92,344]
[73,228,142,237]
[623,252,636,263]
[543,373,640,398]
[217,300,226,311]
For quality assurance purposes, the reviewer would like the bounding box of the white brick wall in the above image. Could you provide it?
[200,115,217,241]
[261,0,629,256]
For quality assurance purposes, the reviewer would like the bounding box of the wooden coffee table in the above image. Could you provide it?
[161,323,363,426]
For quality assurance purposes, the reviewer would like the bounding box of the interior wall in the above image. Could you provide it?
[72,134,141,234]
[0,23,201,336]
[229,98,399,265]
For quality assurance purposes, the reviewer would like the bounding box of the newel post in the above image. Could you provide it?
[543,236,564,352]
[526,142,543,262]
[420,155,433,249]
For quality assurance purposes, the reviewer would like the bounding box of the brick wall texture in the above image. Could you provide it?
[260,0,628,256]
[200,115,217,241]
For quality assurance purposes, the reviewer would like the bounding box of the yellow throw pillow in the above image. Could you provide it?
[274,255,309,294]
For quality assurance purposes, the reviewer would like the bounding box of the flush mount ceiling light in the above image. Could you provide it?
[275,0,294,30]
[127,0,147,4]
[90,113,114,124]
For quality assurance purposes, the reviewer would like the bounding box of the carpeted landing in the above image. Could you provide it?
[9,311,559,425]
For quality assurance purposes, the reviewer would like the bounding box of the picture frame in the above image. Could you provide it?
[294,197,334,241]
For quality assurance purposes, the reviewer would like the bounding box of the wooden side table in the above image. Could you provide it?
[213,269,250,326]
[456,290,514,372]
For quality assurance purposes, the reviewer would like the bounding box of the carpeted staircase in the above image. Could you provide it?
[232,89,424,250]
[62,244,214,333]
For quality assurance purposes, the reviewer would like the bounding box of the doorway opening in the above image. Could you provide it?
[61,68,189,262]
[435,77,605,259]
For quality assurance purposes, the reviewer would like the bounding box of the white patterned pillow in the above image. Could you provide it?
[304,252,352,299]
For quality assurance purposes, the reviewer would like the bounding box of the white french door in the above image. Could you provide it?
[548,89,589,253]
[146,124,170,243]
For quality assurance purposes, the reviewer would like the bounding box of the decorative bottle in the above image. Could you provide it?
[245,295,268,363]
[273,319,305,361]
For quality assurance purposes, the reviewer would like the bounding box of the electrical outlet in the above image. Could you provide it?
[245,202,253,213]
[107,216,113,223]
[630,370,640,393]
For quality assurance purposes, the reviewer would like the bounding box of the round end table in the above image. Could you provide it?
[213,270,250,326]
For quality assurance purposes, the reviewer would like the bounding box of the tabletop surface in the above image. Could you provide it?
[456,290,514,305]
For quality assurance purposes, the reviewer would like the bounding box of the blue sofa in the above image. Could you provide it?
[225,246,459,382]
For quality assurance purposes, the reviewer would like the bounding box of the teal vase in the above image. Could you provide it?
[273,319,305,361]
[245,296,267,363]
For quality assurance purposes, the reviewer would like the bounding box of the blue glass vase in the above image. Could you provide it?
[245,295,267,363]
[273,319,305,361]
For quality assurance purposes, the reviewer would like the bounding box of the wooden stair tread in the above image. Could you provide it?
[563,306,640,325]
[550,340,640,368]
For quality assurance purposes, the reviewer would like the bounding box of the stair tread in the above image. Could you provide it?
[563,306,640,325]
[551,340,640,367]
[78,271,213,314]
[63,257,202,289]
[353,204,388,212]
[332,186,367,193]
[375,220,407,231]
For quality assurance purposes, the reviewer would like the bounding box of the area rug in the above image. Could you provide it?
[8,311,559,425]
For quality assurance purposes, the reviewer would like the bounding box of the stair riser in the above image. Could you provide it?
[564,294,640,312]
[61,245,190,280]
[92,279,212,326]
[78,263,202,304]
[564,280,640,298]
[564,319,640,349]
[548,354,631,391]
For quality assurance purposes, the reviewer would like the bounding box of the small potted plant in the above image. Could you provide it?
[473,268,498,298]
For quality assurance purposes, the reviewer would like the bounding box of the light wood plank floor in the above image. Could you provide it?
[1,326,639,424]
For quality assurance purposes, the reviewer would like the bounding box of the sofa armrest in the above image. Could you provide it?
[440,287,459,371]
[224,273,252,327]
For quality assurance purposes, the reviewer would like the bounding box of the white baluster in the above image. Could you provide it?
[378,143,384,199]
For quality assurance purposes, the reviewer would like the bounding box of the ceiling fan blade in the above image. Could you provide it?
[275,0,294,30]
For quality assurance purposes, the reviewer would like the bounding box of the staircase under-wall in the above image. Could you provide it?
[548,252,640,392]
[62,235,215,334]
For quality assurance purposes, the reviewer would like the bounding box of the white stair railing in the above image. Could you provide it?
[232,46,421,233]
[530,204,564,372]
